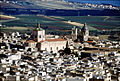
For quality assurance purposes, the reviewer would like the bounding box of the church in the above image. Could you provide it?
[26,23,89,53]
[26,23,67,53]
[71,23,89,43]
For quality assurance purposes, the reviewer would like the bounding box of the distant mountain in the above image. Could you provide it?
[0,0,119,10]
[65,0,120,7]
[0,0,120,16]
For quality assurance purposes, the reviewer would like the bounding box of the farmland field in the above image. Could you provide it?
[1,15,120,34]
[0,15,19,23]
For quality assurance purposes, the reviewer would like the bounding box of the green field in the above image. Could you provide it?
[58,16,120,30]
[1,15,120,34]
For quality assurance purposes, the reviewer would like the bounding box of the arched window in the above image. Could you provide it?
[35,35,37,38]
[50,47,52,50]
[39,35,41,38]
[56,47,58,50]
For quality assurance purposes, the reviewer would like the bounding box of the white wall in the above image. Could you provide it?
[40,41,67,53]
[37,30,45,42]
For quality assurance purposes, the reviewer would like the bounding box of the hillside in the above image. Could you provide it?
[0,0,90,10]
[1,15,120,30]
[0,15,18,23]
[0,0,119,10]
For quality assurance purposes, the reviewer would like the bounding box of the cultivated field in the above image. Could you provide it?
[59,16,120,30]
[1,15,120,34]
[0,15,19,23]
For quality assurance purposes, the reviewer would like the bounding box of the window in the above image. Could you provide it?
[50,47,52,50]
[43,35,45,38]
[39,35,41,38]
[35,36,37,38]
[45,48,47,51]
[56,47,58,50]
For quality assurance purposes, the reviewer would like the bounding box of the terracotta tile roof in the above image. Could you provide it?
[88,41,93,43]
[46,39,66,42]
[13,70,19,72]
[11,66,19,68]
[39,38,66,43]
[39,41,44,43]
[26,40,36,43]
[81,50,100,53]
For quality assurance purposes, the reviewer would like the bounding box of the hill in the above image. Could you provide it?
[1,0,120,16]
[0,0,119,10]
[1,15,120,31]
[0,15,18,23]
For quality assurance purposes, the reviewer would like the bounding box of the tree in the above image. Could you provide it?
[64,48,71,54]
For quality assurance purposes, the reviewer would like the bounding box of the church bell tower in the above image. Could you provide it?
[81,23,89,42]
[32,23,45,42]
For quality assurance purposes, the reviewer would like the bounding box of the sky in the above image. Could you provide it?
[65,0,120,6]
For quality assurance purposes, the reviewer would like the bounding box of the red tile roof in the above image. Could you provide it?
[88,41,93,43]
[46,39,66,42]
[39,39,66,43]
[26,40,36,43]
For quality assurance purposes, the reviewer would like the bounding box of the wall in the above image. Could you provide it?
[40,41,67,53]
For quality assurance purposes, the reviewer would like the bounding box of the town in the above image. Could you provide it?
[0,23,120,81]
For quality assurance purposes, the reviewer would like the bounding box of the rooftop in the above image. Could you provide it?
[26,40,36,43]
[39,38,66,43]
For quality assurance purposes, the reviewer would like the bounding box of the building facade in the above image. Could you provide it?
[37,39,66,53]
[72,26,78,41]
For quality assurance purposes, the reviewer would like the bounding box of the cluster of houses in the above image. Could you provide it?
[0,23,120,81]
[1,0,119,10]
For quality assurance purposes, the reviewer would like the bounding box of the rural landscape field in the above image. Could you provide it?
[1,15,120,34]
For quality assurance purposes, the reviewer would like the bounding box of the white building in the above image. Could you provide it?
[37,38,66,53]
[72,26,78,41]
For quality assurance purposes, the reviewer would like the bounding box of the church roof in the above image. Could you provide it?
[26,40,36,43]
[39,39,66,43]
[46,39,66,42]
[81,23,88,31]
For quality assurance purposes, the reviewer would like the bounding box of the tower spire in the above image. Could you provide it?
[84,22,86,27]
[37,23,40,29]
